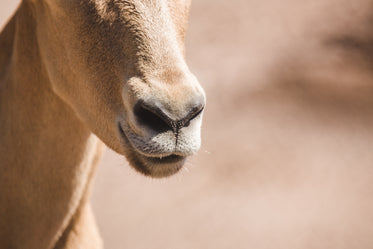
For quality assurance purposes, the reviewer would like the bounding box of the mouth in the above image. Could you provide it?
[118,123,186,178]
[145,154,185,164]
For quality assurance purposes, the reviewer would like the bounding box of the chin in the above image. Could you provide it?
[126,151,186,178]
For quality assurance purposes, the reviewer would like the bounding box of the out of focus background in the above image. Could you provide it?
[3,1,373,248]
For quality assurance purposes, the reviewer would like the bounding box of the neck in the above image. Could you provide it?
[0,3,104,249]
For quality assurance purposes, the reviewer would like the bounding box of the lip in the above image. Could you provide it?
[118,122,186,177]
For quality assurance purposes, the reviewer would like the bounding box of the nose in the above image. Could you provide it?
[133,97,205,134]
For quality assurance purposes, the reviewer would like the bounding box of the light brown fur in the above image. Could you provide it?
[0,0,205,248]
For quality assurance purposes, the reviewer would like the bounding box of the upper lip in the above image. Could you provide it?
[118,122,185,160]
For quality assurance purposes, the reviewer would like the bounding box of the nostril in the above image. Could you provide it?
[133,100,174,133]
[179,104,204,128]
[133,98,205,133]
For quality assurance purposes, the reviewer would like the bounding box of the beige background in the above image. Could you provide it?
[2,1,373,249]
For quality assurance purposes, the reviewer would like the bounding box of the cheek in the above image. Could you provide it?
[38,17,122,118]
[35,7,82,92]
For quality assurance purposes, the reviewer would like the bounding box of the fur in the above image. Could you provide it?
[0,0,205,248]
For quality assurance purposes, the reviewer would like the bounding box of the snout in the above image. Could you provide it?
[119,74,206,177]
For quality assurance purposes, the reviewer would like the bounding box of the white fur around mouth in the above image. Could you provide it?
[118,121,178,157]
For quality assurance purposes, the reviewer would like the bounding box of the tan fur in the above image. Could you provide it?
[0,0,204,248]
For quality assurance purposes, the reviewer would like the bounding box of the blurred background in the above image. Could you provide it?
[2,1,373,248]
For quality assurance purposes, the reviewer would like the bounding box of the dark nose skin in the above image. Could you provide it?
[134,97,205,134]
